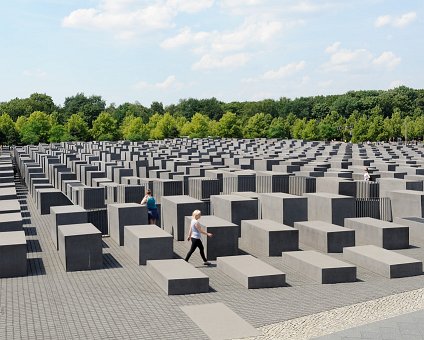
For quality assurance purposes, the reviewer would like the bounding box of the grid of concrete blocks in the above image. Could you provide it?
[2,138,424,339]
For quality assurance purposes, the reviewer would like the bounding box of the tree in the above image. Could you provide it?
[150,101,165,115]
[121,116,148,141]
[291,118,306,139]
[317,111,343,141]
[28,93,56,114]
[0,113,18,145]
[91,112,118,141]
[302,119,319,140]
[243,113,272,138]
[19,111,51,144]
[267,117,291,138]
[48,124,67,143]
[181,113,211,138]
[66,114,90,141]
[62,93,106,126]
[216,112,242,138]
[151,112,179,139]
[351,114,369,143]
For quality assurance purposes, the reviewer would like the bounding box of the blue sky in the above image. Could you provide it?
[0,0,422,107]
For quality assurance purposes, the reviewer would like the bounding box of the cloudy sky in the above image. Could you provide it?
[0,0,422,107]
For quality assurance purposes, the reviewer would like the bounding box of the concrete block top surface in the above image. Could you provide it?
[305,192,354,199]
[108,203,142,209]
[231,191,260,199]
[403,217,424,223]
[198,215,238,228]
[260,192,305,199]
[218,255,284,276]
[391,190,424,197]
[180,302,260,340]
[50,205,87,214]
[36,188,61,193]
[295,220,354,232]
[284,250,354,268]
[244,219,294,231]
[211,194,256,202]
[161,195,202,204]
[125,225,172,238]
[0,212,22,222]
[345,217,407,229]
[344,245,421,265]
[0,230,26,246]
[0,200,21,211]
[0,187,17,195]
[58,223,101,236]
[147,259,208,279]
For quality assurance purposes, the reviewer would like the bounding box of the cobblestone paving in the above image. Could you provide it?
[2,176,424,339]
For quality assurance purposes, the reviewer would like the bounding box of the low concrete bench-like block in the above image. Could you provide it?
[217,255,286,289]
[282,250,356,284]
[259,193,308,227]
[304,192,356,227]
[394,217,424,244]
[146,259,209,295]
[0,187,17,200]
[389,190,424,219]
[184,215,238,260]
[0,212,23,232]
[124,225,173,265]
[161,195,205,241]
[343,245,422,278]
[0,200,21,214]
[108,203,148,246]
[50,205,88,250]
[58,223,103,272]
[345,217,409,249]
[0,231,27,278]
[240,219,298,256]
[181,303,261,340]
[294,220,355,253]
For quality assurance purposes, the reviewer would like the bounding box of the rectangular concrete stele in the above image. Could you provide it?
[343,245,423,278]
[36,188,73,215]
[181,302,261,340]
[161,195,205,241]
[124,225,173,265]
[240,219,299,256]
[58,223,103,272]
[217,255,286,289]
[210,194,258,237]
[394,217,424,244]
[294,220,355,253]
[146,259,209,295]
[389,190,424,219]
[50,205,88,250]
[108,203,148,246]
[0,187,17,200]
[344,217,409,250]
[304,192,356,227]
[184,215,239,260]
[0,199,21,214]
[0,230,27,278]
[0,212,23,232]
[259,193,308,227]
[282,250,357,284]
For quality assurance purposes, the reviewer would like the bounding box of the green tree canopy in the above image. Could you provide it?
[91,112,118,141]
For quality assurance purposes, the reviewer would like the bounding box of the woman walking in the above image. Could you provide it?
[140,189,159,225]
[185,210,213,265]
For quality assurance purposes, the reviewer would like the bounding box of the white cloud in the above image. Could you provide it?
[23,69,47,78]
[389,80,404,89]
[375,12,417,28]
[134,75,182,90]
[372,51,401,69]
[62,0,214,39]
[192,53,249,70]
[323,42,400,72]
[262,61,306,80]
[219,0,262,8]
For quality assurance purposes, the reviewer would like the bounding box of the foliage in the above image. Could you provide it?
[0,114,18,145]
[121,115,148,141]
[66,114,90,141]
[90,112,118,141]
[20,111,51,144]
[216,112,242,138]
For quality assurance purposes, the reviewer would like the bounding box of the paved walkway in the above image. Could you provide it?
[2,175,424,339]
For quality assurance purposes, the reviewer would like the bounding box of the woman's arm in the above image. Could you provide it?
[187,228,192,241]
[140,195,148,205]
[195,222,213,237]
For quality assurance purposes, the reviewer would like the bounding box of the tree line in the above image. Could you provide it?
[0,86,423,145]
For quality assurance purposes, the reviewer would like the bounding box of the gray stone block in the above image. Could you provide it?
[0,231,27,278]
[394,217,424,244]
[389,190,424,219]
[239,219,298,256]
[315,178,356,197]
[146,259,209,295]
[161,195,205,241]
[108,203,148,246]
[0,200,21,214]
[0,212,23,232]
[36,188,73,215]
[343,245,422,278]
[0,187,17,200]
[345,217,409,249]
[210,194,258,236]
[58,223,103,272]
[282,250,356,284]
[184,215,238,260]
[50,205,88,250]
[217,255,286,288]
[378,178,423,198]
[259,193,308,227]
[294,220,355,253]
[305,192,356,227]
[124,225,173,265]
